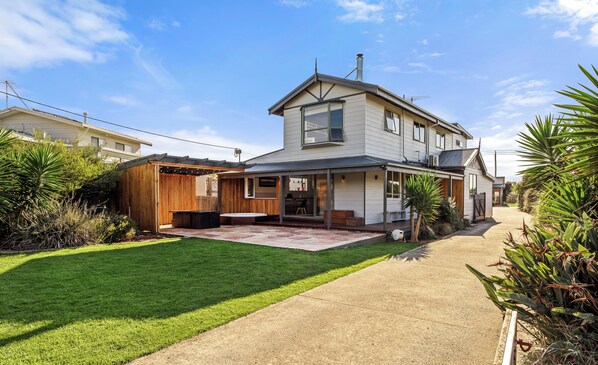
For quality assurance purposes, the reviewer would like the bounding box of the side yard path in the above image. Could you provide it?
[132,207,529,365]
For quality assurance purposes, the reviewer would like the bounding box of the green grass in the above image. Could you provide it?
[506,202,518,207]
[0,238,417,364]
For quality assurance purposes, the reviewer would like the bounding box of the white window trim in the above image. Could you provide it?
[413,122,425,142]
[436,132,446,149]
[384,110,399,134]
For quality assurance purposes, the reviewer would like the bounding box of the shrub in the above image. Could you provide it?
[404,174,442,242]
[435,222,452,236]
[436,198,466,231]
[4,199,106,250]
[102,213,137,243]
[506,191,518,204]
[521,188,539,213]
[467,216,598,364]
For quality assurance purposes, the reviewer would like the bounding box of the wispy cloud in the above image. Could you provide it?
[104,95,140,107]
[418,52,446,58]
[526,0,598,46]
[279,0,312,7]
[0,0,128,69]
[493,78,554,109]
[148,18,181,31]
[336,0,384,23]
[139,127,279,161]
[133,45,179,89]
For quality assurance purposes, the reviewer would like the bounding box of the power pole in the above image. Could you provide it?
[494,150,497,177]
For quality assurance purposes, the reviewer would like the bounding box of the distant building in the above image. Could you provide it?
[0,106,152,162]
[492,176,506,206]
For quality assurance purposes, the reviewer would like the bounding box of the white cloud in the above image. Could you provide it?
[492,79,554,109]
[419,39,429,45]
[0,0,128,70]
[526,0,598,46]
[148,18,182,31]
[336,0,384,23]
[395,12,406,21]
[133,45,179,89]
[104,95,140,107]
[139,127,280,162]
[177,105,193,114]
[407,62,427,68]
[279,0,311,7]
[376,34,385,43]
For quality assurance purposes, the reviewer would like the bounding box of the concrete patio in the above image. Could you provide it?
[161,225,386,251]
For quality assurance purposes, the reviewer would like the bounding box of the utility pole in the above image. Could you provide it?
[5,81,8,109]
[494,150,497,177]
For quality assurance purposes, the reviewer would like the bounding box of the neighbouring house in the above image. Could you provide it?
[218,54,494,229]
[492,176,506,206]
[0,106,152,162]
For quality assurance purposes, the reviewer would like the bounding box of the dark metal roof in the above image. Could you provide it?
[118,153,246,172]
[242,155,387,174]
[267,73,468,137]
[233,155,463,177]
[438,148,478,169]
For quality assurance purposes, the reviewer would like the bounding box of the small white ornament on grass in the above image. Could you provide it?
[391,229,404,242]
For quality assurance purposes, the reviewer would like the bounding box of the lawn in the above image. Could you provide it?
[0,238,417,364]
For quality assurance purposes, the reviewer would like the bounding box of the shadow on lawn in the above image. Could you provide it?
[0,239,413,347]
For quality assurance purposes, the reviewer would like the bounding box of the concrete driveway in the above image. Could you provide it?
[131,207,529,365]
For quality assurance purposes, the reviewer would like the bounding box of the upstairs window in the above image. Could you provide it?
[413,122,425,142]
[91,136,106,147]
[303,102,344,145]
[115,142,134,153]
[435,132,446,149]
[384,110,398,133]
[456,139,464,148]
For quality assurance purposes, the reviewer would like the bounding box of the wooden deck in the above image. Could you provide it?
[255,216,411,233]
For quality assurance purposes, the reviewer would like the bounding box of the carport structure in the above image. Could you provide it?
[118,154,245,232]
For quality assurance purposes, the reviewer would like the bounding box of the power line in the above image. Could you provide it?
[0,90,246,152]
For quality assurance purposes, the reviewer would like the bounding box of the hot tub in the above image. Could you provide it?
[220,213,267,225]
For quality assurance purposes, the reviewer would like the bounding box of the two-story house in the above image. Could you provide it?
[0,106,152,162]
[219,55,494,229]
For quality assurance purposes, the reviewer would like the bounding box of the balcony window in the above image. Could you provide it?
[303,102,344,145]
[456,139,464,148]
[413,122,425,142]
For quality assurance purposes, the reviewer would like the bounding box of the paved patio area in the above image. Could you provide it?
[161,226,386,251]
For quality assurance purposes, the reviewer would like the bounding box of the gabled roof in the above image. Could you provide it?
[0,106,153,146]
[268,73,473,138]
[438,148,478,169]
[439,148,494,180]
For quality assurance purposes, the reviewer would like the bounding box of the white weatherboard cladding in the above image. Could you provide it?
[365,171,383,224]
[0,112,143,159]
[251,92,367,163]
[333,172,364,218]
[463,157,494,220]
[1,114,79,143]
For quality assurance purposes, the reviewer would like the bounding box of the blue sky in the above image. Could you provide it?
[1,0,597,180]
